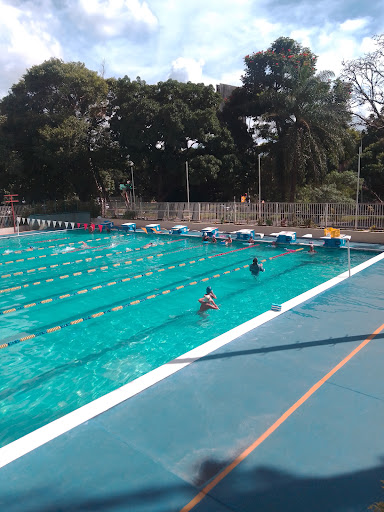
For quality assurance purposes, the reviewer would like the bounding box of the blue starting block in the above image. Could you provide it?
[121,222,136,232]
[323,235,350,248]
[236,229,255,241]
[276,231,296,244]
[201,227,219,237]
[145,224,161,233]
[170,225,189,234]
[95,218,114,231]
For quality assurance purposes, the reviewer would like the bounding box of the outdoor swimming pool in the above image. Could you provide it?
[0,229,377,447]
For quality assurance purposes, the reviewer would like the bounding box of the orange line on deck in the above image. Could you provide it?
[180,321,384,512]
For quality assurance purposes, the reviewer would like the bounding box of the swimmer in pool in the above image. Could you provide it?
[225,235,232,245]
[143,242,154,249]
[202,233,209,242]
[211,234,217,244]
[198,286,219,312]
[308,242,316,253]
[249,257,265,276]
[81,241,90,249]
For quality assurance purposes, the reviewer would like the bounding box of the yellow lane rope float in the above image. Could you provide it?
[0,235,128,263]
[0,238,185,279]
[0,249,303,350]
[0,244,198,295]
[0,242,262,302]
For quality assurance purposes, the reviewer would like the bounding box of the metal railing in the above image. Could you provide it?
[105,200,384,230]
[2,201,384,231]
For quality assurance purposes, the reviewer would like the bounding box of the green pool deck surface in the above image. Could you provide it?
[1,257,384,511]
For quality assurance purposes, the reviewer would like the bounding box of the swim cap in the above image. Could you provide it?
[206,286,212,293]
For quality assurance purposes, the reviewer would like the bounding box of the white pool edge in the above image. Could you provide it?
[1,251,384,468]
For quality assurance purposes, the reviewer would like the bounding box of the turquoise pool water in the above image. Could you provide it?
[0,229,376,447]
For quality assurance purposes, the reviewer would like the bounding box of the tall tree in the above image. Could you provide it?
[227,37,352,201]
[110,77,238,201]
[0,58,118,210]
[342,34,384,130]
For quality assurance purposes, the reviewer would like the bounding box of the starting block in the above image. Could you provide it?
[120,222,136,232]
[170,225,189,234]
[276,231,296,243]
[145,224,161,233]
[201,227,219,237]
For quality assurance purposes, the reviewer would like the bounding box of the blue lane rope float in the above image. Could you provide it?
[0,249,304,350]
[0,242,263,295]
[0,237,71,256]
[0,253,221,315]
[0,236,125,263]
[0,238,185,278]
[0,263,251,350]
[0,246,260,314]
[0,244,199,295]
[0,234,129,258]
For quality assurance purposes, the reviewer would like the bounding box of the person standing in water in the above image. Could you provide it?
[198,286,219,312]
[249,257,265,276]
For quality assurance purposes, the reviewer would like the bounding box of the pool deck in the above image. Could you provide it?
[1,258,384,511]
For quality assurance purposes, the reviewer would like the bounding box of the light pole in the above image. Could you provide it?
[126,159,135,208]
[258,154,262,222]
[354,140,362,230]
[185,160,190,221]
[130,162,135,209]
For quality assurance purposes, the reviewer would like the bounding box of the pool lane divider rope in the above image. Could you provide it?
[0,249,303,350]
[0,242,261,295]
[0,239,185,279]
[0,237,114,257]
[0,244,198,295]
[0,245,268,314]
[0,235,127,263]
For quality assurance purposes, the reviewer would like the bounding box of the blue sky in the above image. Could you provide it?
[1,0,383,98]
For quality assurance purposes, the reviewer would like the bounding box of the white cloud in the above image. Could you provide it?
[0,1,62,97]
[168,57,205,83]
[74,0,158,38]
[0,0,382,99]
[340,18,369,32]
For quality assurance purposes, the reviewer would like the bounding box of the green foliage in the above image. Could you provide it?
[0,58,114,205]
[297,169,360,204]
[369,481,384,512]
[124,210,137,219]
[227,37,352,201]
[109,77,240,201]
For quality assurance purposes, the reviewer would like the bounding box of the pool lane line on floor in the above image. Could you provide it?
[0,235,177,267]
[1,251,383,470]
[0,239,187,284]
[0,243,271,313]
[179,319,384,511]
[0,235,126,257]
[0,245,202,295]
[0,237,71,254]
[0,250,303,349]
[0,241,255,294]
[0,244,266,316]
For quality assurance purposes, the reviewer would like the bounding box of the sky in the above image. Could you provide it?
[0,0,383,98]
